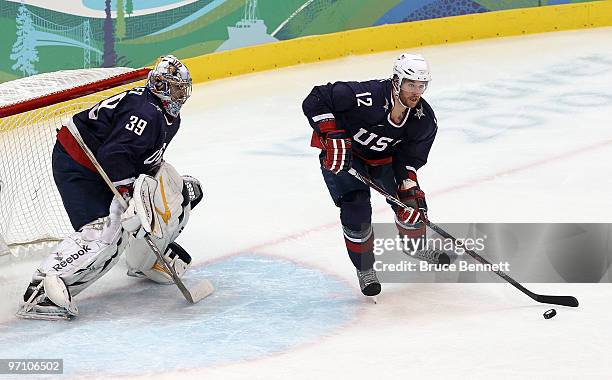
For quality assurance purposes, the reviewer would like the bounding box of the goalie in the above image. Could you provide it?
[17,55,203,320]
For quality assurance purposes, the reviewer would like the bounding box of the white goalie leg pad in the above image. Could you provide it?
[131,162,186,239]
[0,233,9,255]
[44,275,78,316]
[125,205,192,284]
[126,240,192,284]
[125,204,192,284]
[17,217,129,320]
[124,162,192,284]
[38,217,128,296]
[125,238,158,275]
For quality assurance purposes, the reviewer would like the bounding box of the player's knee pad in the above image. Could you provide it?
[340,190,372,227]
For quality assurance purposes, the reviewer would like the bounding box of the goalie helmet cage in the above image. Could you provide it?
[0,67,150,255]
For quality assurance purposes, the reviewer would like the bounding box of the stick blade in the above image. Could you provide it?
[186,279,215,304]
[535,294,579,307]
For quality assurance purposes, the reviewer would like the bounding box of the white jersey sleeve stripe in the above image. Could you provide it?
[312,113,335,123]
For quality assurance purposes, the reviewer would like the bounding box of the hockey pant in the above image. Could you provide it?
[320,155,424,270]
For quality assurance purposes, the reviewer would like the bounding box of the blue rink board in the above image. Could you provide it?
[0,254,358,377]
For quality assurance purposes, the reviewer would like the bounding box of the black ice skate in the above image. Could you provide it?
[356,268,381,296]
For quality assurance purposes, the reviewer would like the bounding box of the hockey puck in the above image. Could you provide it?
[543,309,557,319]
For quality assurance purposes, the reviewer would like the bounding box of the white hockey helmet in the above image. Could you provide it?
[147,55,192,117]
[392,53,431,95]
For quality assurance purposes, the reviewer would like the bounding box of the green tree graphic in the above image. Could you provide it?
[126,0,134,17]
[116,0,126,41]
[10,4,39,76]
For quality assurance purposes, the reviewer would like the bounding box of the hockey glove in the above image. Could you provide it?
[106,183,141,235]
[109,183,132,223]
[322,132,352,174]
[396,171,428,224]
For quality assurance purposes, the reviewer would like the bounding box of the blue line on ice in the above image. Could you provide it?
[0,254,357,376]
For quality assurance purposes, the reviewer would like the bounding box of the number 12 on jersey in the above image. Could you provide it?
[125,115,147,136]
[356,92,373,107]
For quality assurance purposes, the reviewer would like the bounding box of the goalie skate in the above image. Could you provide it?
[16,301,74,321]
[16,281,77,321]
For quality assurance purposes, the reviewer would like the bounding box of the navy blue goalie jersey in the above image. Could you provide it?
[70,86,180,183]
[302,79,437,181]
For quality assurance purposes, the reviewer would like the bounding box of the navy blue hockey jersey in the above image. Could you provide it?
[302,79,437,181]
[70,86,180,183]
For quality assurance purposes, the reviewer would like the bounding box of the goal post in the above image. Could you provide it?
[0,67,150,252]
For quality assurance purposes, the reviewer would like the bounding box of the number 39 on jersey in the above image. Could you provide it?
[125,116,148,136]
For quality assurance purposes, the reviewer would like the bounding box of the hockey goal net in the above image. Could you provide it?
[0,67,150,256]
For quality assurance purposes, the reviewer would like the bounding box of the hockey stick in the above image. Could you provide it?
[66,122,213,304]
[347,168,579,307]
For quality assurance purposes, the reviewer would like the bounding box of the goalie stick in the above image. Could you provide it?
[347,168,579,308]
[66,122,213,304]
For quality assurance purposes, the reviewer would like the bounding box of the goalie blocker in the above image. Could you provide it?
[17,162,203,320]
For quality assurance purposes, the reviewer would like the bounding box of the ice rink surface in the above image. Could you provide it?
[2,27,612,379]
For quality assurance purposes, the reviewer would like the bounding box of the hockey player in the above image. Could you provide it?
[17,55,203,320]
[302,53,441,297]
